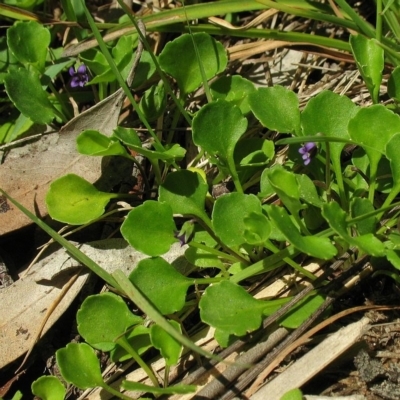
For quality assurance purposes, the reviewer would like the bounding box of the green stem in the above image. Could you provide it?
[376,0,383,42]
[101,382,134,400]
[193,276,223,284]
[116,336,160,387]
[188,241,239,263]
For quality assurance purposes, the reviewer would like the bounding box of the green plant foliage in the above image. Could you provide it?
[129,257,192,315]
[56,343,104,389]
[267,205,337,259]
[7,21,50,72]
[110,325,152,362]
[121,201,177,256]
[212,193,267,247]
[322,202,385,256]
[385,133,400,205]
[139,81,166,121]
[199,281,268,336]
[351,197,376,235]
[46,174,118,225]
[210,75,256,114]
[248,86,301,134]
[159,32,227,96]
[159,170,209,221]
[31,376,66,400]
[4,68,57,124]
[279,293,325,328]
[76,129,129,157]
[121,381,196,395]
[77,292,143,351]
[150,320,183,366]
[350,34,384,104]
[280,388,304,400]
[388,66,400,101]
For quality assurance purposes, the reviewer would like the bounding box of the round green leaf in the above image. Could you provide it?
[212,193,264,247]
[76,129,128,156]
[77,292,142,352]
[120,201,176,256]
[56,343,104,389]
[192,100,248,164]
[248,86,300,134]
[210,75,256,114]
[129,257,192,315]
[4,68,56,124]
[348,105,400,176]
[243,211,271,245]
[280,388,304,400]
[7,21,50,71]
[31,376,66,400]
[200,281,266,336]
[46,174,115,225]
[150,320,183,367]
[159,170,209,220]
[159,32,227,95]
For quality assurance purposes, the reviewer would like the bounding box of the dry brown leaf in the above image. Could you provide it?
[0,239,188,369]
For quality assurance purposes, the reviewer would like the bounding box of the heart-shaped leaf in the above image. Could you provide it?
[56,343,104,389]
[31,376,65,400]
[159,170,210,223]
[121,201,177,256]
[46,174,117,225]
[200,281,266,336]
[322,202,385,256]
[77,292,142,352]
[248,86,300,134]
[212,193,265,247]
[150,320,183,367]
[159,32,227,96]
[210,75,256,114]
[267,205,337,259]
[129,257,192,315]
[4,68,57,124]
[7,21,50,72]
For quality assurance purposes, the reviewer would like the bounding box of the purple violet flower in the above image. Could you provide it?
[69,64,89,88]
[298,142,316,166]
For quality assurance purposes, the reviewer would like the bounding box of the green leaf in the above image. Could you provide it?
[388,66,400,102]
[120,201,177,257]
[110,325,152,362]
[350,197,376,235]
[76,129,128,156]
[151,320,183,367]
[385,133,400,204]
[77,292,142,352]
[301,91,358,196]
[296,174,323,207]
[7,21,50,71]
[46,174,117,225]
[212,193,266,247]
[121,381,196,395]
[192,100,247,189]
[159,32,227,96]
[248,86,300,134]
[267,205,337,259]
[159,170,209,222]
[210,75,256,114]
[266,165,303,216]
[129,257,192,315]
[280,388,304,400]
[4,68,57,124]
[279,293,326,329]
[322,202,385,256]
[350,34,384,104]
[139,81,166,122]
[56,343,104,389]
[31,376,66,400]
[200,281,266,336]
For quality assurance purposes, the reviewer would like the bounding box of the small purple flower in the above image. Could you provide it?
[69,64,89,88]
[298,142,316,166]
